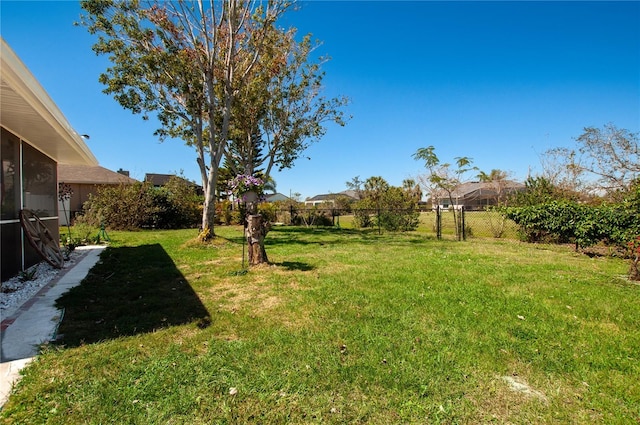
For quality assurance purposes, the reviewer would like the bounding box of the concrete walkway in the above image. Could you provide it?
[0,245,105,408]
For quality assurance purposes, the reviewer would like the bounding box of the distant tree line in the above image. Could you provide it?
[413,123,639,279]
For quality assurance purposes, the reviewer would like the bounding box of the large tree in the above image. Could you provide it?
[79,0,291,240]
[226,28,349,180]
[221,22,348,265]
[543,123,639,200]
[260,32,349,177]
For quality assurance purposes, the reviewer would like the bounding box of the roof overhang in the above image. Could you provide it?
[0,38,98,165]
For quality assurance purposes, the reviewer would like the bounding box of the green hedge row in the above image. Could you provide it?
[504,183,640,252]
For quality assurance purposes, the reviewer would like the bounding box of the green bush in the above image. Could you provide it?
[162,176,202,228]
[353,183,420,232]
[504,186,640,251]
[80,180,201,230]
[505,201,592,247]
[216,200,234,225]
[509,176,579,206]
[81,182,152,230]
[69,218,99,245]
[292,208,333,227]
[377,208,420,232]
[352,206,373,228]
[258,202,278,223]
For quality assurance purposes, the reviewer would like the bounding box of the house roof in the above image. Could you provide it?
[58,164,138,185]
[450,181,525,199]
[0,38,98,165]
[265,193,291,202]
[306,194,334,202]
[306,190,360,202]
[144,173,201,189]
[144,173,174,186]
[340,190,360,200]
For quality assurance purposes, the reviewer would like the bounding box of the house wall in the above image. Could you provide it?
[436,200,495,211]
[1,127,59,279]
[58,183,109,225]
[58,182,83,227]
[304,200,335,207]
[67,183,93,218]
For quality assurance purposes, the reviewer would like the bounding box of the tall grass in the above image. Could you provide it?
[2,226,638,424]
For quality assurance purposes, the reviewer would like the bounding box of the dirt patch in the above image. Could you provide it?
[203,277,316,331]
[499,375,548,403]
[208,282,281,314]
[181,237,231,249]
[468,374,550,422]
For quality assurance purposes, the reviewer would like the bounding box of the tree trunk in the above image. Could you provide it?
[246,214,269,265]
[199,172,217,241]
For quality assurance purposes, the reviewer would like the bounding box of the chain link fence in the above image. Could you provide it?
[263,205,521,241]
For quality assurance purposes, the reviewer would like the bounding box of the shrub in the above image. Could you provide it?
[67,217,99,246]
[504,190,640,253]
[231,209,244,225]
[80,180,201,230]
[81,182,154,230]
[377,208,420,232]
[292,207,333,227]
[258,202,278,223]
[505,201,591,247]
[509,176,579,206]
[352,206,373,228]
[216,200,233,225]
[353,184,420,232]
[162,176,202,228]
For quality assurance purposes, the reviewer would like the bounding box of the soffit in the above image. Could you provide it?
[0,38,98,165]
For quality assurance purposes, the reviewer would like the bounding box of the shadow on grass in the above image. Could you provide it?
[219,225,384,247]
[265,225,387,246]
[266,225,438,247]
[272,261,316,271]
[55,244,210,347]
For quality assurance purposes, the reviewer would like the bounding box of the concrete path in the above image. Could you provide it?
[0,245,105,408]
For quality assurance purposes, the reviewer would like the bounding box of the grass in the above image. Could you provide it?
[335,210,521,239]
[2,226,638,424]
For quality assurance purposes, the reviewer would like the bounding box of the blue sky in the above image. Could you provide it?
[2,1,638,200]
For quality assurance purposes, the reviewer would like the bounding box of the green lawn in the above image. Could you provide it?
[334,210,521,240]
[2,226,638,424]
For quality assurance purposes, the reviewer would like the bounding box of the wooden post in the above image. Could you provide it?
[241,191,270,265]
[246,214,269,265]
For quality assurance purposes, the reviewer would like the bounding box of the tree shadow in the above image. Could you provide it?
[272,261,316,271]
[265,226,384,247]
[265,226,438,249]
[54,244,210,347]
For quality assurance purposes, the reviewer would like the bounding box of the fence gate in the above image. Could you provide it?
[435,206,465,241]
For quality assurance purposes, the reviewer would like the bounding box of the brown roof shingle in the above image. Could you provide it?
[58,164,138,185]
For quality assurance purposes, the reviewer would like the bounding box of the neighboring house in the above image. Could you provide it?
[304,190,359,207]
[1,38,98,279]
[57,164,138,225]
[144,173,203,195]
[434,181,525,211]
[264,193,291,203]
